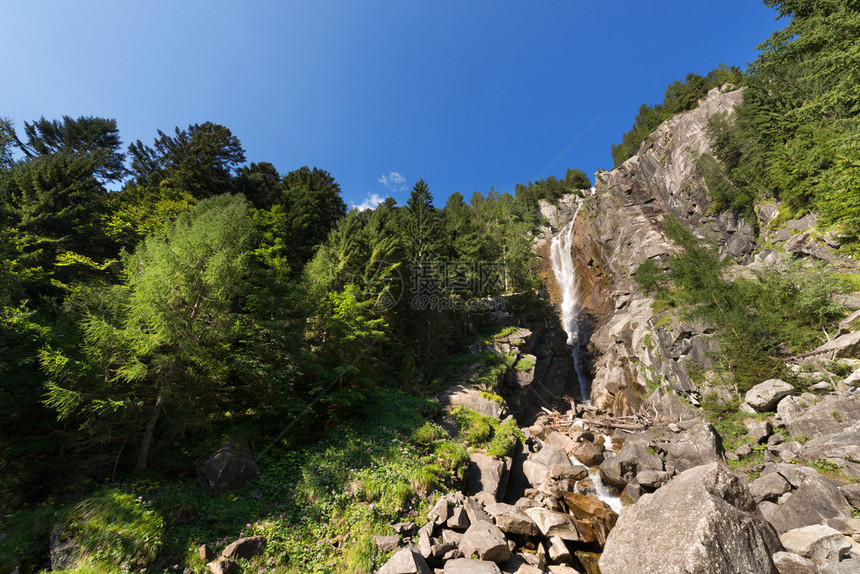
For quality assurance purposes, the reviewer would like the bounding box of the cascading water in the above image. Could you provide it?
[549,200,591,401]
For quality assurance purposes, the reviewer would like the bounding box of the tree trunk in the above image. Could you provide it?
[135,388,164,471]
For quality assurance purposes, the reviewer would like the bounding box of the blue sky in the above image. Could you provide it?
[1,1,783,209]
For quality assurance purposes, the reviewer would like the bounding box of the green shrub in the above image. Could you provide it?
[65,488,164,571]
[411,422,448,447]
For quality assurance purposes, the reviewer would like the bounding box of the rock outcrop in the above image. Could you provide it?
[599,463,782,574]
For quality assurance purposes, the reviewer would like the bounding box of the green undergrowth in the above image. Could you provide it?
[1,389,443,574]
[452,407,523,459]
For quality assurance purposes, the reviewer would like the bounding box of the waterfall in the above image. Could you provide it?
[549,200,591,401]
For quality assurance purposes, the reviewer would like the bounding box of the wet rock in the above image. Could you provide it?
[598,438,662,488]
[599,463,781,574]
[779,524,852,564]
[570,440,604,466]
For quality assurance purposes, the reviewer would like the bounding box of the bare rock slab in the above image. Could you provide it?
[599,463,782,574]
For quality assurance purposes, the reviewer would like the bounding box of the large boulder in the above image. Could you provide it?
[378,547,433,574]
[598,438,662,488]
[786,395,860,439]
[523,507,583,542]
[522,444,570,487]
[483,502,539,536]
[443,558,502,573]
[666,421,725,473]
[745,379,795,412]
[771,551,818,574]
[459,521,511,563]
[599,463,782,574]
[767,472,858,535]
[195,439,260,495]
[222,536,264,560]
[808,331,860,359]
[779,524,853,565]
[468,453,508,503]
[438,385,504,419]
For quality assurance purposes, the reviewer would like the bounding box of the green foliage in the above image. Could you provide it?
[660,215,845,391]
[66,489,164,571]
[42,194,255,469]
[452,407,522,459]
[705,1,860,249]
[611,64,744,166]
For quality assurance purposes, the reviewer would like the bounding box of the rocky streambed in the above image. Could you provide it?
[368,322,860,573]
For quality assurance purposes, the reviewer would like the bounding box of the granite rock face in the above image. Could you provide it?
[599,463,782,574]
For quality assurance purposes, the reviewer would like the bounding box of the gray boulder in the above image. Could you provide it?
[522,444,570,487]
[820,560,860,573]
[666,422,724,473]
[746,379,794,412]
[438,385,504,419]
[598,438,662,488]
[222,536,264,560]
[786,395,860,439]
[459,521,511,563]
[378,547,433,574]
[809,331,860,359]
[374,535,400,552]
[523,507,582,542]
[468,453,508,503]
[749,472,792,504]
[770,551,818,574]
[779,524,852,564]
[768,472,857,535]
[206,559,238,574]
[599,463,782,574]
[483,502,539,536]
[443,558,503,573]
[195,439,260,494]
[49,531,80,571]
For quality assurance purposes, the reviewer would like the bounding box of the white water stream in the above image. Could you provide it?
[549,201,591,401]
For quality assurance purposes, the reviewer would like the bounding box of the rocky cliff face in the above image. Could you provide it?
[541,87,755,415]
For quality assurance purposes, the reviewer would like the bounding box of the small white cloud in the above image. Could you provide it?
[353,192,385,211]
[378,171,407,193]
